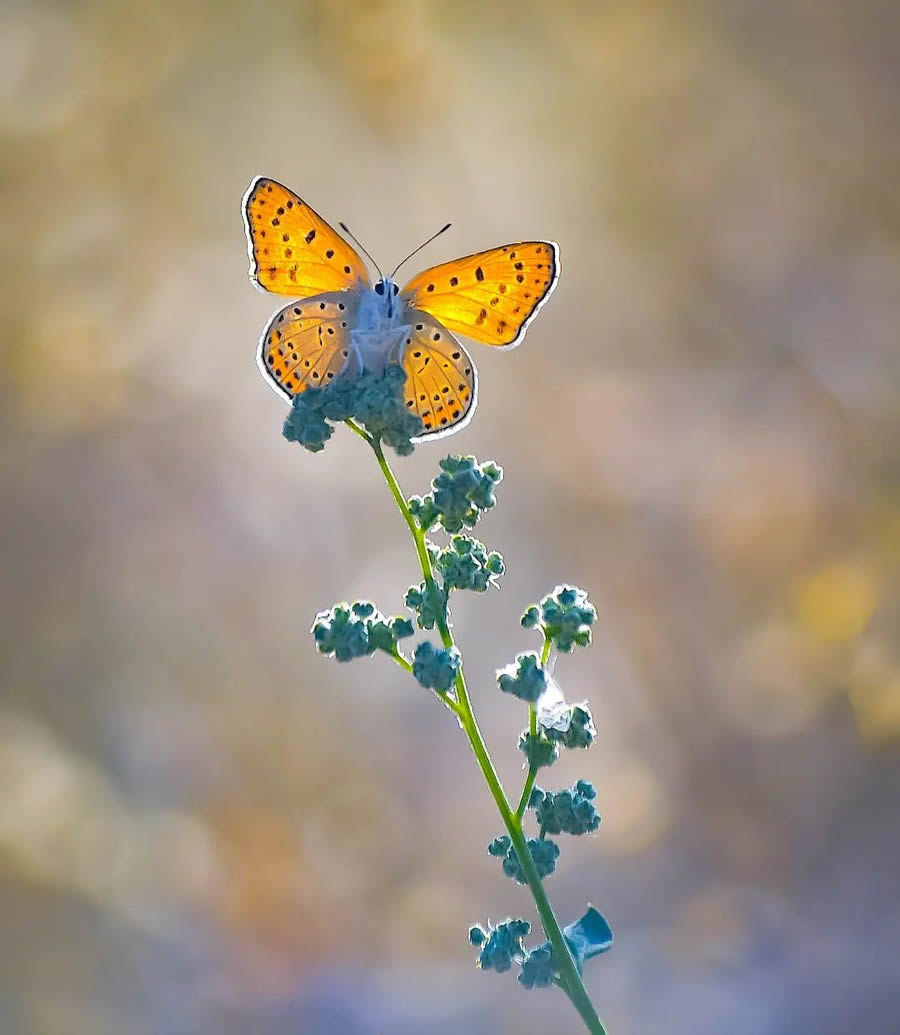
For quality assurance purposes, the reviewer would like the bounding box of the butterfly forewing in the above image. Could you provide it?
[259,292,360,398]
[244,177,370,297]
[400,242,559,348]
[400,312,477,438]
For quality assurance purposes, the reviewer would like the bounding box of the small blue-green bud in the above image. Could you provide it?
[487,835,511,857]
[543,703,596,749]
[531,838,560,879]
[533,584,597,652]
[470,917,531,973]
[518,731,559,770]
[407,494,440,531]
[521,605,540,629]
[528,787,545,809]
[533,781,600,836]
[507,918,531,939]
[465,460,502,510]
[282,393,334,453]
[352,365,423,454]
[497,652,548,703]
[390,616,415,640]
[518,944,556,989]
[486,552,504,575]
[404,581,445,630]
[322,394,354,422]
[494,836,560,884]
[481,935,515,972]
[412,641,461,693]
[365,619,398,653]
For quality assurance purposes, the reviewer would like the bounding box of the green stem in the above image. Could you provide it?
[515,633,553,819]
[389,651,413,674]
[515,704,539,819]
[366,433,607,1035]
[369,436,447,647]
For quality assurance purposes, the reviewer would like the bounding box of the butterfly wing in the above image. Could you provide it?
[399,242,559,349]
[243,176,370,296]
[398,312,477,439]
[258,292,361,398]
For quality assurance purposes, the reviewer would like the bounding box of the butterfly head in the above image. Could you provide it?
[374,276,401,316]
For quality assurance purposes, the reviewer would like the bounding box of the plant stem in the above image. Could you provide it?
[365,432,608,1035]
[515,706,538,819]
[515,633,553,819]
[389,652,413,674]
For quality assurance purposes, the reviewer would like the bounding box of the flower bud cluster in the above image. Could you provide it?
[522,584,597,652]
[408,455,502,533]
[496,652,548,703]
[283,365,422,455]
[487,834,560,884]
[468,918,530,973]
[412,641,461,693]
[529,780,600,836]
[311,601,413,662]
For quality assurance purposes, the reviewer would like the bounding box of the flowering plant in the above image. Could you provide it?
[287,366,613,1034]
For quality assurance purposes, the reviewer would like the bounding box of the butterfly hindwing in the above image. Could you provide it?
[243,177,370,297]
[400,242,559,348]
[399,312,477,439]
[258,292,361,398]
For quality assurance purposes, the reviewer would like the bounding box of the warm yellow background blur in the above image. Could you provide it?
[2,2,898,1032]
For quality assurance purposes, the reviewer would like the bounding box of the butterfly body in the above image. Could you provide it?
[349,275,413,373]
[243,176,559,439]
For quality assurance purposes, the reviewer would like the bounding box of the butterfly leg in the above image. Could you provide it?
[346,342,364,379]
[386,326,413,366]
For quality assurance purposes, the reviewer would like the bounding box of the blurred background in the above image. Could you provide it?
[1,1,899,1032]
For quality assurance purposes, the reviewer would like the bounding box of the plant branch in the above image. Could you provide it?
[515,633,553,820]
[365,435,607,1035]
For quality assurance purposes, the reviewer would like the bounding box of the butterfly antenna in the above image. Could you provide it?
[391,223,452,279]
[339,221,383,279]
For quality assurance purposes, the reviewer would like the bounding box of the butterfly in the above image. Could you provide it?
[242,176,560,440]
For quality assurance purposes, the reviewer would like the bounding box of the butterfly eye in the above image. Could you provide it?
[392,283,399,296]
[374,281,385,296]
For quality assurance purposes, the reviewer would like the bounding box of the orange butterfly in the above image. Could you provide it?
[242,177,559,439]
